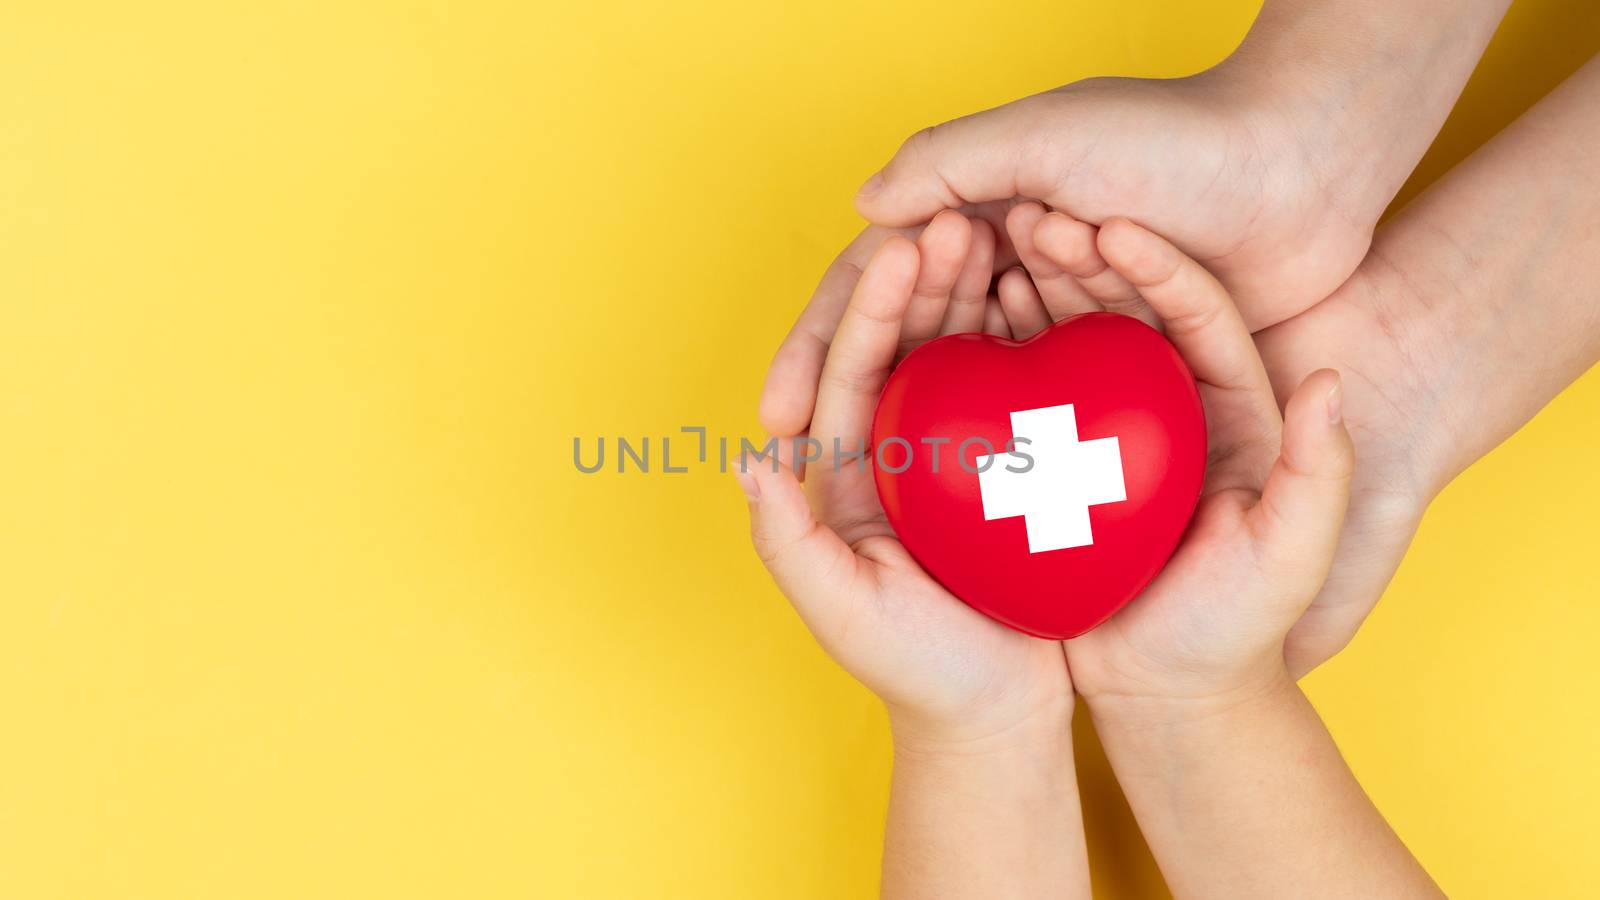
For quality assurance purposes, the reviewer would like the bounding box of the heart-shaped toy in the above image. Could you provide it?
[870,312,1206,639]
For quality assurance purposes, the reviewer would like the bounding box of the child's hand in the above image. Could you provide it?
[738,212,1072,746]
[1018,217,1356,709]
[744,211,1095,897]
[1000,219,1446,900]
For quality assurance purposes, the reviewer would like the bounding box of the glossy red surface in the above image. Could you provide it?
[870,313,1206,639]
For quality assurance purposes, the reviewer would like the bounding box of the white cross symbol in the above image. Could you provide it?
[976,403,1126,553]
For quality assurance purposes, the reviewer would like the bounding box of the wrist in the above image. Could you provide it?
[888,690,1074,762]
[883,690,1089,900]
[888,699,1079,819]
[1079,660,1298,737]
[1335,258,1466,507]
[1197,0,1511,230]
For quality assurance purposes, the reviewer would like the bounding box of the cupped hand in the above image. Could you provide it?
[1028,218,1357,705]
[1253,272,1434,677]
[990,203,1423,680]
[739,213,1072,745]
[856,74,1376,331]
[762,70,1380,439]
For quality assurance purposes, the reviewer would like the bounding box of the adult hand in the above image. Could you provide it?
[758,0,1518,678]
[762,0,1511,448]
[855,73,1371,331]
[761,67,1371,438]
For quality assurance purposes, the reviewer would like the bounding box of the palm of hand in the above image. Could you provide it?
[958,215,1354,702]
[746,217,1072,737]
[1063,406,1286,702]
[753,211,1353,723]
[1255,271,1436,676]
[1063,331,1309,700]
[804,433,1070,726]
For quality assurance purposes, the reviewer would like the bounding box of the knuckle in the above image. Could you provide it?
[1164,294,1222,337]
[906,124,940,156]
[833,255,866,285]
[849,300,903,327]
[823,362,886,397]
[749,527,781,566]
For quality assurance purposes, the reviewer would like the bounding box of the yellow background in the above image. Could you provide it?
[3,1,1598,897]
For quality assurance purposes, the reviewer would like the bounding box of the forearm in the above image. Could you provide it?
[882,709,1089,900]
[1087,680,1440,900]
[1365,55,1600,496]
[1258,55,1600,508]
[1209,0,1511,224]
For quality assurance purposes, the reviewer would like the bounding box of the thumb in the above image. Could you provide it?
[1247,369,1356,595]
[855,101,1046,227]
[736,454,860,632]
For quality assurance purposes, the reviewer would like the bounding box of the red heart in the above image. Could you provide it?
[870,312,1206,639]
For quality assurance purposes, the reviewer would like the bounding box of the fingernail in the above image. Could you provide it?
[733,456,761,500]
[1326,379,1343,425]
[857,171,885,198]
